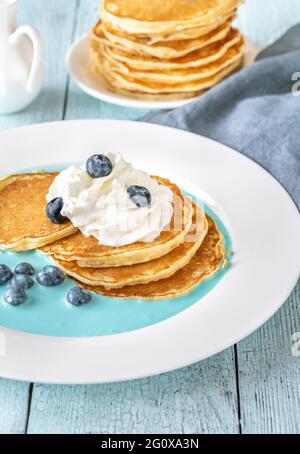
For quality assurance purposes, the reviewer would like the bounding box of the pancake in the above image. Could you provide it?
[101,0,242,35]
[142,11,237,44]
[103,0,238,23]
[98,28,242,71]
[96,56,243,95]
[101,39,244,84]
[78,216,226,300]
[90,0,244,101]
[93,19,232,59]
[0,173,77,252]
[51,202,208,289]
[94,13,237,48]
[39,177,194,268]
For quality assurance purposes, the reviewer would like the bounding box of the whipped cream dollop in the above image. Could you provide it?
[46,153,174,247]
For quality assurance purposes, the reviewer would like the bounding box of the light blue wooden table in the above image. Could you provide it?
[0,0,299,435]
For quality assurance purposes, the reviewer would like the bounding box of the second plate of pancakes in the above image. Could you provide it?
[67,0,258,109]
[67,33,257,109]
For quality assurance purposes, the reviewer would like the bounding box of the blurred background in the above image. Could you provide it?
[1,0,299,129]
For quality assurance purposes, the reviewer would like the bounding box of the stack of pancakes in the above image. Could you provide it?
[0,173,226,300]
[90,0,245,100]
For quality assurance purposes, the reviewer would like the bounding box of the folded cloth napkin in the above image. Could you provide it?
[143,25,300,209]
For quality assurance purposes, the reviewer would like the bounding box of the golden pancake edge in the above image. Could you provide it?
[89,0,245,100]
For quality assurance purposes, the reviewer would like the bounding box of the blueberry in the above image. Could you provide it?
[127,185,151,208]
[0,264,13,286]
[4,286,27,306]
[46,197,68,224]
[10,274,34,290]
[14,262,35,276]
[86,154,113,178]
[36,266,65,287]
[67,286,92,306]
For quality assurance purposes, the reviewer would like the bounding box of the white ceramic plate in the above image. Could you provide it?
[0,120,299,384]
[66,35,258,110]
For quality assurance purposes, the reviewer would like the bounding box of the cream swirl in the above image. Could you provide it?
[46,153,174,247]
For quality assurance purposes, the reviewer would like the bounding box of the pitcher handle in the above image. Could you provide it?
[9,25,43,94]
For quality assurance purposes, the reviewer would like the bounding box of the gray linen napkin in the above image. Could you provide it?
[143,25,300,208]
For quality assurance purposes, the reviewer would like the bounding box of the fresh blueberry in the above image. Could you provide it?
[86,154,113,178]
[4,286,27,306]
[67,286,92,306]
[0,264,13,286]
[14,262,35,276]
[10,274,34,290]
[46,197,68,224]
[36,266,65,287]
[127,185,151,208]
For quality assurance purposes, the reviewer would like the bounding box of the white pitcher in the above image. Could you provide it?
[0,0,43,114]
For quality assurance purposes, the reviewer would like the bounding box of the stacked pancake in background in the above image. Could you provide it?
[90,0,245,100]
[0,167,227,301]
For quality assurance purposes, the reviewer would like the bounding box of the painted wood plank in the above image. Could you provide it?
[1,0,299,436]
[64,0,153,121]
[235,0,300,434]
[237,282,300,434]
[0,379,30,434]
[24,0,240,435]
[27,349,239,434]
[61,0,300,433]
[0,0,79,435]
[0,0,79,132]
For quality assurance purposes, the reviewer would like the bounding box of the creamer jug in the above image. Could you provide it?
[0,0,43,114]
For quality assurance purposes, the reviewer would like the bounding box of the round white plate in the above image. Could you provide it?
[0,120,299,384]
[66,35,258,110]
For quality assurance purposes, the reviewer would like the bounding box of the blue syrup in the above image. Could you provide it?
[0,167,233,337]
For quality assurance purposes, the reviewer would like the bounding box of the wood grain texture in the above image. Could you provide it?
[237,282,300,434]
[0,0,299,436]
[0,379,30,434]
[0,0,79,434]
[27,350,239,434]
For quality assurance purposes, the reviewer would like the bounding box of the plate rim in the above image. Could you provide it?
[0,119,299,384]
